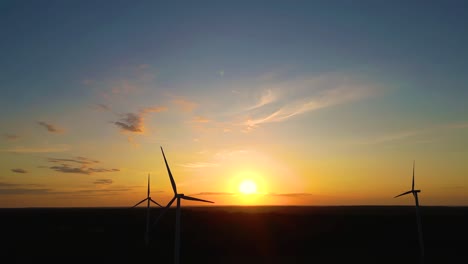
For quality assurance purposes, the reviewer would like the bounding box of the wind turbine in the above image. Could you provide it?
[152,146,214,264]
[131,173,163,247]
[394,161,424,263]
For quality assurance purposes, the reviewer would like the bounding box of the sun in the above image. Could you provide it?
[239,180,257,195]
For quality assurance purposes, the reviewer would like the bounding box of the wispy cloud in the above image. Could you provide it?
[191,116,211,123]
[172,98,197,112]
[11,168,28,174]
[49,165,119,175]
[95,104,110,112]
[247,87,374,128]
[113,106,167,134]
[246,89,277,111]
[37,121,65,134]
[352,121,468,145]
[0,182,132,196]
[234,74,377,129]
[93,179,113,185]
[178,162,220,168]
[1,144,71,153]
[0,182,52,195]
[3,133,19,141]
[46,156,119,175]
[48,157,99,165]
[71,187,132,196]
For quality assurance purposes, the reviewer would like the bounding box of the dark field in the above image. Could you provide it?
[1,206,467,263]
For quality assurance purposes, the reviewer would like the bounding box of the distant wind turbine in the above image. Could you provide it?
[394,161,424,263]
[131,173,163,247]
[152,146,214,264]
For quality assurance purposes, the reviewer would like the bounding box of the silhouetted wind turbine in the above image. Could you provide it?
[131,173,163,247]
[394,161,424,263]
[152,146,214,264]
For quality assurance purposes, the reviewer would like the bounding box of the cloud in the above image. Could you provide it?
[93,179,113,185]
[247,89,277,111]
[0,182,131,196]
[71,187,132,196]
[3,134,19,141]
[191,116,211,123]
[48,157,99,165]
[113,106,167,134]
[1,144,71,153]
[178,162,220,168]
[46,157,119,175]
[11,168,28,173]
[0,182,52,195]
[114,113,143,133]
[141,106,167,114]
[172,98,197,112]
[111,80,138,95]
[37,121,65,134]
[95,104,110,112]
[352,121,468,145]
[246,87,374,128]
[49,165,119,175]
[235,74,378,129]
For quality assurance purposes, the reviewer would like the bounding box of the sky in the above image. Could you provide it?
[1,0,467,207]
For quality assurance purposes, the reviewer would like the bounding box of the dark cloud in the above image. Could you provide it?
[4,134,19,141]
[0,182,52,195]
[49,165,90,174]
[72,188,132,197]
[37,121,64,134]
[11,168,28,173]
[95,104,110,111]
[113,106,167,134]
[48,157,99,165]
[93,179,113,185]
[49,165,119,175]
[114,113,143,133]
[0,182,130,196]
[46,157,119,175]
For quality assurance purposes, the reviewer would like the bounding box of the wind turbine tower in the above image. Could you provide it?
[131,173,163,247]
[152,146,214,264]
[394,161,425,263]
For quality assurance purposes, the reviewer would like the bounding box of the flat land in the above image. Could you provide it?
[1,206,467,263]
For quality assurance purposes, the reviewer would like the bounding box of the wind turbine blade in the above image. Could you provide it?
[151,196,176,230]
[150,198,163,208]
[182,195,215,203]
[147,173,150,197]
[394,190,412,198]
[161,146,177,195]
[412,160,415,191]
[132,198,148,208]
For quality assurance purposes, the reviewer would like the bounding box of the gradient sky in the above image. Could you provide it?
[1,0,467,207]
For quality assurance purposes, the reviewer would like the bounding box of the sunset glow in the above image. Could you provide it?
[1,1,467,208]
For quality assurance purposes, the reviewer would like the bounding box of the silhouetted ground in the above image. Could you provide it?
[1,206,467,263]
